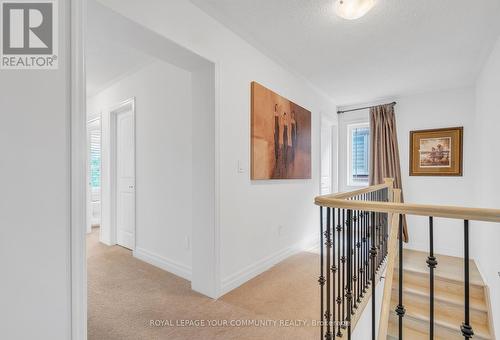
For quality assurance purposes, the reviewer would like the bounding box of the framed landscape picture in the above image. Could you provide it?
[409,127,463,176]
[251,81,311,180]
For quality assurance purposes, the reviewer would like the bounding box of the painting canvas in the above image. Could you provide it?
[419,137,451,168]
[251,81,311,180]
[410,127,463,176]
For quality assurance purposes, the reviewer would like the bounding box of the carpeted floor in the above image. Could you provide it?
[87,228,320,340]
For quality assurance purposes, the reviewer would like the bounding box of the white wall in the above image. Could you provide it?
[472,36,500,334]
[87,61,194,275]
[0,2,71,340]
[96,0,338,294]
[337,88,476,256]
[396,87,476,257]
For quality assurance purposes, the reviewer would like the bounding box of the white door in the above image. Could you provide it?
[115,106,135,250]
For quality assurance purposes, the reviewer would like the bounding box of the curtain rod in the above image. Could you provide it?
[337,101,397,114]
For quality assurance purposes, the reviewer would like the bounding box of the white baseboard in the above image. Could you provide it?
[133,247,192,281]
[220,234,317,296]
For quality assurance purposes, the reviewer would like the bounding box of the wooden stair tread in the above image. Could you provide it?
[394,269,485,301]
[386,246,494,340]
[391,286,489,328]
[400,249,484,286]
[388,311,492,340]
[387,316,445,340]
[398,279,487,312]
[390,295,492,339]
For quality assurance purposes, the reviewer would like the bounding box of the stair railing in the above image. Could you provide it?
[316,178,395,340]
[315,179,500,340]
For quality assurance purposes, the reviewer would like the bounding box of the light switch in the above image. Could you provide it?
[238,160,245,173]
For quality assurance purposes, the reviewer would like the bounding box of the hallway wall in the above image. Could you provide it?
[395,87,476,257]
[0,2,71,340]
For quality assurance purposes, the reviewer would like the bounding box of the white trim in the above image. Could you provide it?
[319,113,338,195]
[133,248,192,281]
[213,61,222,298]
[70,0,87,339]
[220,234,317,296]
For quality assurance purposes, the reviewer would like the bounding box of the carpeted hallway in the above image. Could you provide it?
[87,228,320,340]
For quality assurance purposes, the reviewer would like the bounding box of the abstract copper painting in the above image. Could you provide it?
[251,81,311,180]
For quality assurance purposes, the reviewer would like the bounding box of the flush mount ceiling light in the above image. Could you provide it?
[335,0,377,20]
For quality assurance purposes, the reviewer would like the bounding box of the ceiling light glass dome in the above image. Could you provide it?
[335,0,377,20]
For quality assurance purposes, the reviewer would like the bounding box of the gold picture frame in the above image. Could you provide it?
[409,127,463,176]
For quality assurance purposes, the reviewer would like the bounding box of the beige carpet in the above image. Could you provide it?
[87,228,320,340]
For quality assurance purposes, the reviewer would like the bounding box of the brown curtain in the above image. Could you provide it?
[369,104,408,242]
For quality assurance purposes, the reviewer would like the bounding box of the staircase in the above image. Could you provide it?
[388,249,494,340]
[315,179,500,340]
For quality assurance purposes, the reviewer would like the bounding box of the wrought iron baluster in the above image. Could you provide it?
[346,210,353,340]
[352,209,358,312]
[427,216,437,340]
[370,211,377,340]
[461,220,474,339]
[361,195,365,297]
[336,209,343,338]
[342,209,346,329]
[325,208,332,339]
[332,208,336,338]
[396,214,406,340]
[385,190,388,259]
[319,207,325,340]
[357,207,362,305]
[377,190,382,270]
[365,194,371,292]
[367,193,372,288]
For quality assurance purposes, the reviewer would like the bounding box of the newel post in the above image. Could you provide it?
[383,178,395,203]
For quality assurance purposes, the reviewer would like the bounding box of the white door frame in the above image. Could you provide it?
[70,1,221,339]
[109,97,136,249]
[319,113,338,195]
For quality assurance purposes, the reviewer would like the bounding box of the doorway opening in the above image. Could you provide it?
[78,0,220,338]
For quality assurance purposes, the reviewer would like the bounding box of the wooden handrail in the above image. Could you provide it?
[377,189,402,340]
[314,198,500,223]
[316,178,500,224]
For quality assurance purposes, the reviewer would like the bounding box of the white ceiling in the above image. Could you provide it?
[86,0,213,97]
[191,0,500,105]
[86,35,155,97]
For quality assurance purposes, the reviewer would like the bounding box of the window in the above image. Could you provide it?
[347,123,370,186]
[88,118,101,203]
[89,130,101,189]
